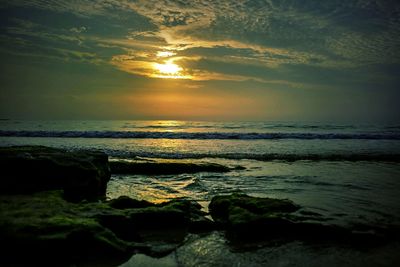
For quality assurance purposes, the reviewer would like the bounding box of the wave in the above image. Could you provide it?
[1,130,400,140]
[122,124,359,130]
[106,151,400,162]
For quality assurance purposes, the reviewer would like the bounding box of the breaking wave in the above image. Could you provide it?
[106,151,400,162]
[1,130,400,140]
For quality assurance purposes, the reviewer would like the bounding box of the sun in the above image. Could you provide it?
[152,52,192,79]
[152,59,192,79]
[154,61,182,75]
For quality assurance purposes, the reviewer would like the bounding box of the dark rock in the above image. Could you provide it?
[209,193,300,225]
[0,190,212,265]
[209,194,300,242]
[233,165,246,170]
[0,191,134,266]
[159,199,203,215]
[109,196,155,209]
[97,214,142,242]
[159,199,215,233]
[188,216,215,233]
[0,146,111,201]
[110,160,231,175]
[208,193,381,246]
[100,199,209,255]
[127,208,188,244]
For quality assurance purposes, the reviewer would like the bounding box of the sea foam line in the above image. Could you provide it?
[1,130,400,140]
[107,151,400,162]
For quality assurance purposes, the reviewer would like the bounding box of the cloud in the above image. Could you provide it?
[1,0,400,85]
[70,26,87,33]
[4,0,124,17]
[1,0,400,121]
[93,0,398,84]
[0,17,93,62]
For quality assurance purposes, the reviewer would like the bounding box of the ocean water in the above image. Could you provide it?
[1,120,400,266]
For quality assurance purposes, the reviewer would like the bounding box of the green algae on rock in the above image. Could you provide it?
[0,191,133,266]
[0,146,110,201]
[0,190,208,266]
[209,193,300,225]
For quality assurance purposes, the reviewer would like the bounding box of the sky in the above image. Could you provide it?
[0,0,399,122]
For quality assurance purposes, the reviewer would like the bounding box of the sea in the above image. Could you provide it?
[1,120,400,267]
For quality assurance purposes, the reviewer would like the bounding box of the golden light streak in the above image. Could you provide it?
[156,51,176,57]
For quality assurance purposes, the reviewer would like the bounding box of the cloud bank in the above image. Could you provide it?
[1,0,399,121]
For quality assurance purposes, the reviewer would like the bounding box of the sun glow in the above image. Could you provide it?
[154,61,182,74]
[152,59,191,79]
[157,51,176,57]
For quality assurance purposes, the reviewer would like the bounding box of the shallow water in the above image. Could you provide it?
[106,158,400,228]
[120,232,400,267]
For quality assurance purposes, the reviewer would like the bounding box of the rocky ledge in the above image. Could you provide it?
[0,191,210,266]
[0,146,396,266]
[109,159,233,175]
[0,146,110,202]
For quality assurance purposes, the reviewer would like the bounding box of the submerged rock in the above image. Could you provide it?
[110,160,232,175]
[208,193,382,246]
[0,146,110,201]
[209,193,300,241]
[209,193,300,225]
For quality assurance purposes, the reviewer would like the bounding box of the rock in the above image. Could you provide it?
[209,193,300,225]
[0,190,211,265]
[188,216,215,233]
[0,146,111,201]
[209,193,365,245]
[110,160,231,175]
[96,213,143,242]
[0,145,219,264]
[159,199,215,233]
[99,199,209,257]
[109,196,155,209]
[209,193,301,242]
[0,191,134,266]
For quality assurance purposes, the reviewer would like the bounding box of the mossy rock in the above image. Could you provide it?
[0,146,111,201]
[0,191,213,265]
[209,193,300,225]
[109,195,155,209]
[0,191,133,266]
[208,194,386,246]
